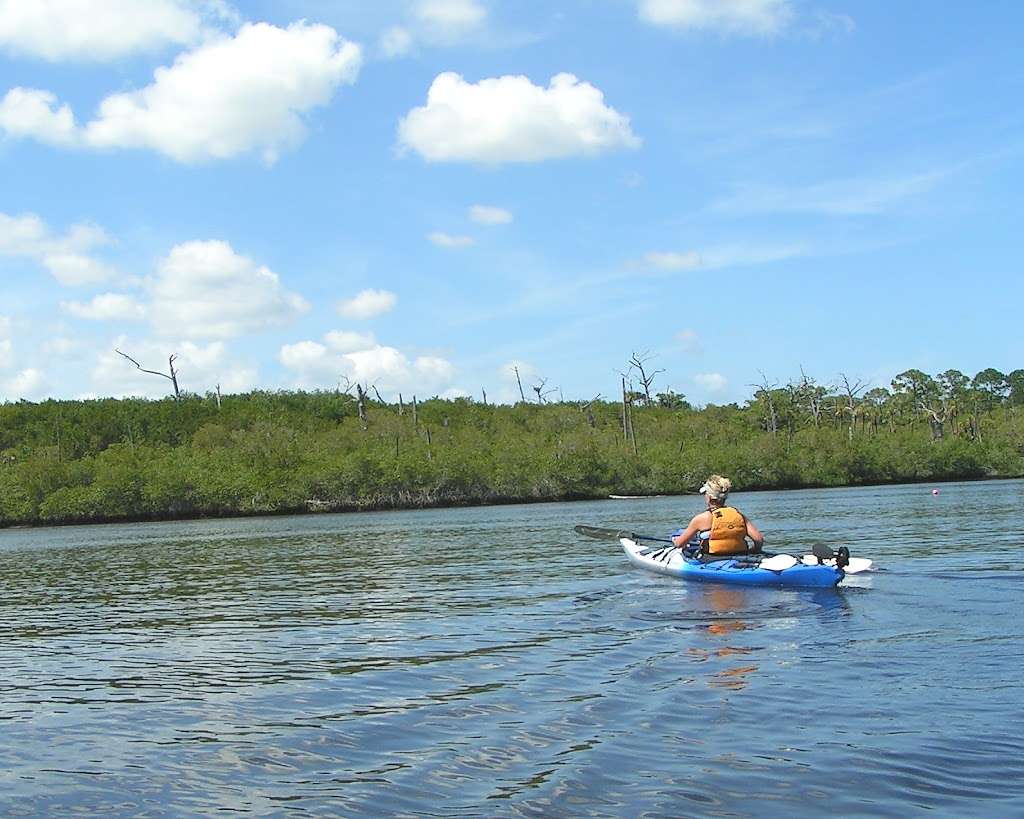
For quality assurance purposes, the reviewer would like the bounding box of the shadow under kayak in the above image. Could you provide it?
[621,538,844,589]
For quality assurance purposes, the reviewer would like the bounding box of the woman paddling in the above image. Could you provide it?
[671,475,765,557]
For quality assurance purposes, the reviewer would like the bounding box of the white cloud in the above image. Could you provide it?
[415,0,486,30]
[414,0,486,41]
[695,372,728,393]
[468,204,512,225]
[0,88,78,145]
[280,335,455,396]
[641,250,702,271]
[428,231,474,248]
[0,0,214,62]
[325,329,376,353]
[398,72,641,164]
[43,336,80,355]
[638,0,794,36]
[62,293,147,321]
[2,21,363,164]
[94,337,257,397]
[379,25,412,58]
[0,211,116,285]
[379,0,487,56]
[336,288,396,320]
[4,367,48,400]
[150,239,309,338]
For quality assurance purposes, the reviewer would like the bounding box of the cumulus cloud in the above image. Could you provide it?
[94,337,258,397]
[638,0,794,36]
[3,367,48,400]
[0,211,117,285]
[427,231,474,248]
[695,372,728,393]
[0,0,219,61]
[280,333,455,396]
[336,288,396,320]
[61,293,147,321]
[325,329,377,353]
[1,21,363,164]
[468,204,512,225]
[398,72,640,164]
[0,88,78,145]
[149,239,308,338]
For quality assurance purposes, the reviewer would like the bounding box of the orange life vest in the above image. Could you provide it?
[705,506,749,555]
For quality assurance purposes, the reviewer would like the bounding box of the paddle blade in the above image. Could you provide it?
[574,525,622,540]
[811,543,836,561]
[759,554,798,571]
[844,557,873,574]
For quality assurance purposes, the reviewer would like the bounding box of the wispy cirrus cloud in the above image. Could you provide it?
[468,205,513,225]
[428,231,474,248]
[638,0,794,36]
[712,170,948,216]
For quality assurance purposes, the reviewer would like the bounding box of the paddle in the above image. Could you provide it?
[574,524,674,545]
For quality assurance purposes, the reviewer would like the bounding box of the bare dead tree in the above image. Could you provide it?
[115,349,181,399]
[838,373,868,443]
[628,351,665,405]
[371,385,386,403]
[531,377,557,404]
[575,394,602,428]
[355,383,368,428]
[513,366,527,403]
[621,377,638,454]
[481,388,488,405]
[750,372,779,436]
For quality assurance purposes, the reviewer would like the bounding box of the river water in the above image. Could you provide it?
[1,480,1022,817]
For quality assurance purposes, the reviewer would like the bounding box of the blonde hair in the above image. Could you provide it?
[701,475,732,502]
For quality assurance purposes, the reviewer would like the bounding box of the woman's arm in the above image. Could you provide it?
[672,511,710,547]
[745,518,765,550]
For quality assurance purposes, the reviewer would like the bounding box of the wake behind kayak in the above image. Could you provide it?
[621,537,844,589]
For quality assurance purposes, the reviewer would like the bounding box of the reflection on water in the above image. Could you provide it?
[1,480,1023,816]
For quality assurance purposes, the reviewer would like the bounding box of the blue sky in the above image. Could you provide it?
[1,0,1021,405]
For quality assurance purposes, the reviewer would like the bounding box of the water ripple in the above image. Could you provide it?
[1,481,1023,816]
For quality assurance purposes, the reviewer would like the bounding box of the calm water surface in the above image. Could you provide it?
[1,480,1023,817]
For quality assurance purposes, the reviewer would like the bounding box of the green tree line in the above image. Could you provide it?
[1,366,1023,526]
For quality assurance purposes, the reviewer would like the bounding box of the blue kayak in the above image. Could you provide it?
[621,538,844,589]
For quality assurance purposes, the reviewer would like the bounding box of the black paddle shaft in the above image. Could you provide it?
[573,524,674,544]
